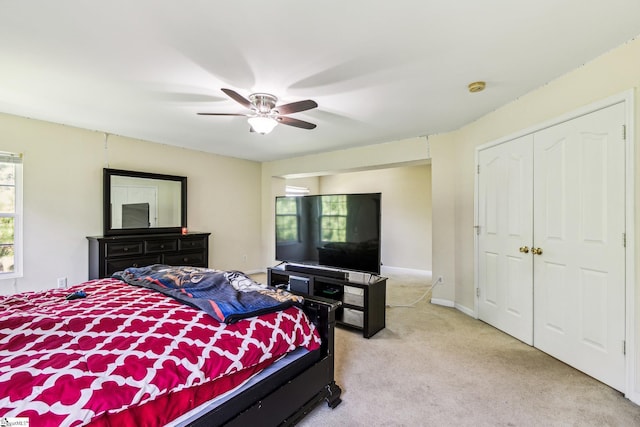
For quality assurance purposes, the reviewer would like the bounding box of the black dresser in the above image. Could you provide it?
[87,232,211,279]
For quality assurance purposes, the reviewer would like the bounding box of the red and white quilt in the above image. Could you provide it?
[0,278,321,427]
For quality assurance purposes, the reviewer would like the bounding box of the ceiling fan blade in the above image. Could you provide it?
[276,99,318,115]
[277,116,317,130]
[221,88,252,109]
[197,113,247,116]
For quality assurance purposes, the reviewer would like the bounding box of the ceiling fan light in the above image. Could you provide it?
[248,116,278,134]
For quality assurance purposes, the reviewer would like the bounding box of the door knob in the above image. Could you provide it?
[532,247,543,255]
[519,246,530,254]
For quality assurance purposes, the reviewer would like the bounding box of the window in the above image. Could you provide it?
[320,195,347,242]
[0,153,22,278]
[276,197,299,242]
[285,185,309,196]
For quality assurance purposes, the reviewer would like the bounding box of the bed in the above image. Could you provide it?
[0,265,341,426]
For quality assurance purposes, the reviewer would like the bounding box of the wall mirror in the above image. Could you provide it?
[103,168,187,235]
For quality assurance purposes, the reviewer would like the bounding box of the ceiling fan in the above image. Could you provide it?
[198,88,318,134]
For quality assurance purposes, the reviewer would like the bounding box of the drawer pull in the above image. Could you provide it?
[183,257,189,263]
[123,247,129,252]
[133,263,139,267]
[160,244,165,249]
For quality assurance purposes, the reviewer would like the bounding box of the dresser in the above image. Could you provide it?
[87,232,211,279]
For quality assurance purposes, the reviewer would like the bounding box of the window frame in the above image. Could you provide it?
[0,153,23,280]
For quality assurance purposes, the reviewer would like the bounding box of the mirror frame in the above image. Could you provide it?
[103,168,187,236]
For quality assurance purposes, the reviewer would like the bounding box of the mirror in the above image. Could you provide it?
[103,168,187,235]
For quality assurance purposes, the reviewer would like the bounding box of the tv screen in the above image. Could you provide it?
[275,193,381,274]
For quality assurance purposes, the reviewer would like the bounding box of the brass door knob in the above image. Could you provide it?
[532,247,543,255]
[519,246,530,254]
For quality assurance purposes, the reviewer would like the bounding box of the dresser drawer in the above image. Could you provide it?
[179,237,207,251]
[105,241,143,257]
[105,255,161,276]
[145,238,178,253]
[164,251,206,266]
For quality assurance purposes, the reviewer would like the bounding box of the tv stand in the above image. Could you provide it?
[268,264,386,338]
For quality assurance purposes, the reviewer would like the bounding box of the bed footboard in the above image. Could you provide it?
[297,295,343,410]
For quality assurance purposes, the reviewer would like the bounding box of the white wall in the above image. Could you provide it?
[319,165,432,271]
[430,36,640,402]
[285,176,321,195]
[0,114,263,294]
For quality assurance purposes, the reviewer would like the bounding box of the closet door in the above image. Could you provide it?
[533,103,626,391]
[477,135,534,345]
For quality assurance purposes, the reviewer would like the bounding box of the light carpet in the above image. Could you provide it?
[287,271,640,427]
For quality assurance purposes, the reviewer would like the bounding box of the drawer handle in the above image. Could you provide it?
[160,244,165,249]
[123,247,129,252]
[183,257,189,262]
[132,263,139,267]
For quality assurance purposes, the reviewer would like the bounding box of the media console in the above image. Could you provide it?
[268,263,386,338]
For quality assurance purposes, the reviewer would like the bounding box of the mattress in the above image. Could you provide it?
[0,277,321,426]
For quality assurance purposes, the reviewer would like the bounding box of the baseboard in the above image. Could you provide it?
[627,389,640,406]
[430,298,454,307]
[381,266,432,279]
[454,303,475,318]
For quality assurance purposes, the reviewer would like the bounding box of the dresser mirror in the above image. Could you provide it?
[103,168,187,235]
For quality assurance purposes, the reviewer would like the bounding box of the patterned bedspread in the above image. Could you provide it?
[0,278,321,427]
[114,265,303,323]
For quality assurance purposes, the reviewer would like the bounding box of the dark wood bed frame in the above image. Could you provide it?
[186,296,343,426]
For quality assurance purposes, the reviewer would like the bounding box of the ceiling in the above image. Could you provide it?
[1,1,639,162]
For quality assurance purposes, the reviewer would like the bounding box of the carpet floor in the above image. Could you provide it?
[289,271,640,426]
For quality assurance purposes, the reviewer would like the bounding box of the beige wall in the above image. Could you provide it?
[0,114,263,294]
[429,131,458,304]
[430,36,640,402]
[318,165,432,271]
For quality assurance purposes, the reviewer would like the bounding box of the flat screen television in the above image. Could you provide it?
[275,193,381,274]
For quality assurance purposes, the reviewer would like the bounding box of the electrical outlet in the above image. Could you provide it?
[57,277,68,289]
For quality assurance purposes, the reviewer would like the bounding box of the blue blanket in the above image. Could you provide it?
[113,264,303,323]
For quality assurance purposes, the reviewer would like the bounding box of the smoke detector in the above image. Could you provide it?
[468,81,486,93]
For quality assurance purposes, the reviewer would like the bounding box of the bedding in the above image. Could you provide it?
[0,277,320,427]
[114,264,303,323]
